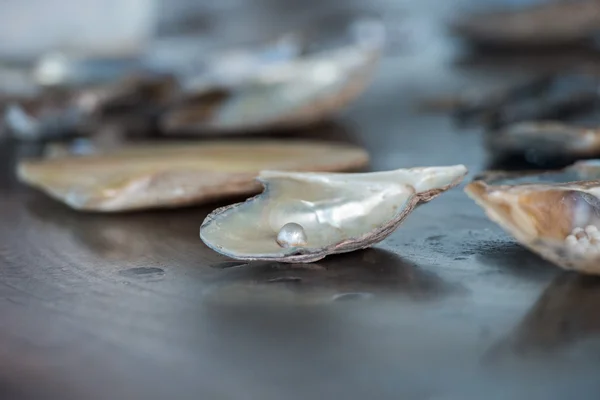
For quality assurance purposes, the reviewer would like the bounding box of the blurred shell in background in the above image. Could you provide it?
[474,159,600,186]
[1,11,385,140]
[486,122,600,165]
[151,11,386,135]
[450,0,600,48]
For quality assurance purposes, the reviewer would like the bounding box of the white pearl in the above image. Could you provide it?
[573,227,584,235]
[565,235,578,246]
[276,223,308,248]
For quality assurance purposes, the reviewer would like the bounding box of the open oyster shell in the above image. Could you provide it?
[200,165,467,263]
[17,140,368,212]
[466,167,600,274]
[3,72,177,141]
[161,13,385,135]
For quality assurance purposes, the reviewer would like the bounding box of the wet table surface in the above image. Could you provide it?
[2,1,600,399]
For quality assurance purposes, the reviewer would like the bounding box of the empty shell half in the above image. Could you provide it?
[474,159,600,187]
[161,13,385,135]
[200,165,468,263]
[17,140,368,212]
[466,171,600,274]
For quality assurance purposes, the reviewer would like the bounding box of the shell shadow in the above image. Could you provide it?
[202,248,461,305]
[24,193,213,262]
[485,272,600,362]
[473,240,559,280]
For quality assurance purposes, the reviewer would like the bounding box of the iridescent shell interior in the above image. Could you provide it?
[200,165,467,263]
[467,161,600,274]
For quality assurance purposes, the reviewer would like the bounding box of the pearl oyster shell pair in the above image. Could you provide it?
[466,160,600,274]
[201,165,467,263]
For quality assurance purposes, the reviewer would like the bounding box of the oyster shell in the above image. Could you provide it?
[17,140,369,212]
[475,159,600,186]
[33,52,145,88]
[418,73,600,132]
[466,170,600,274]
[3,13,383,139]
[451,0,600,48]
[417,75,553,118]
[161,13,385,134]
[200,165,467,263]
[3,72,176,141]
[2,89,83,140]
[486,122,600,166]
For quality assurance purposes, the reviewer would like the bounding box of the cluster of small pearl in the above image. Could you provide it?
[565,225,600,256]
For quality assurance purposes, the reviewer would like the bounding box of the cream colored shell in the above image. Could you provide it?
[17,140,369,212]
[466,179,600,274]
[201,165,467,263]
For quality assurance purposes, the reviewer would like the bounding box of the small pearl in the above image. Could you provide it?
[573,227,584,235]
[565,235,578,246]
[276,223,308,248]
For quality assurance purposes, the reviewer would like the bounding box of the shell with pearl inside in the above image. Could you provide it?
[466,165,600,274]
[200,165,467,263]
